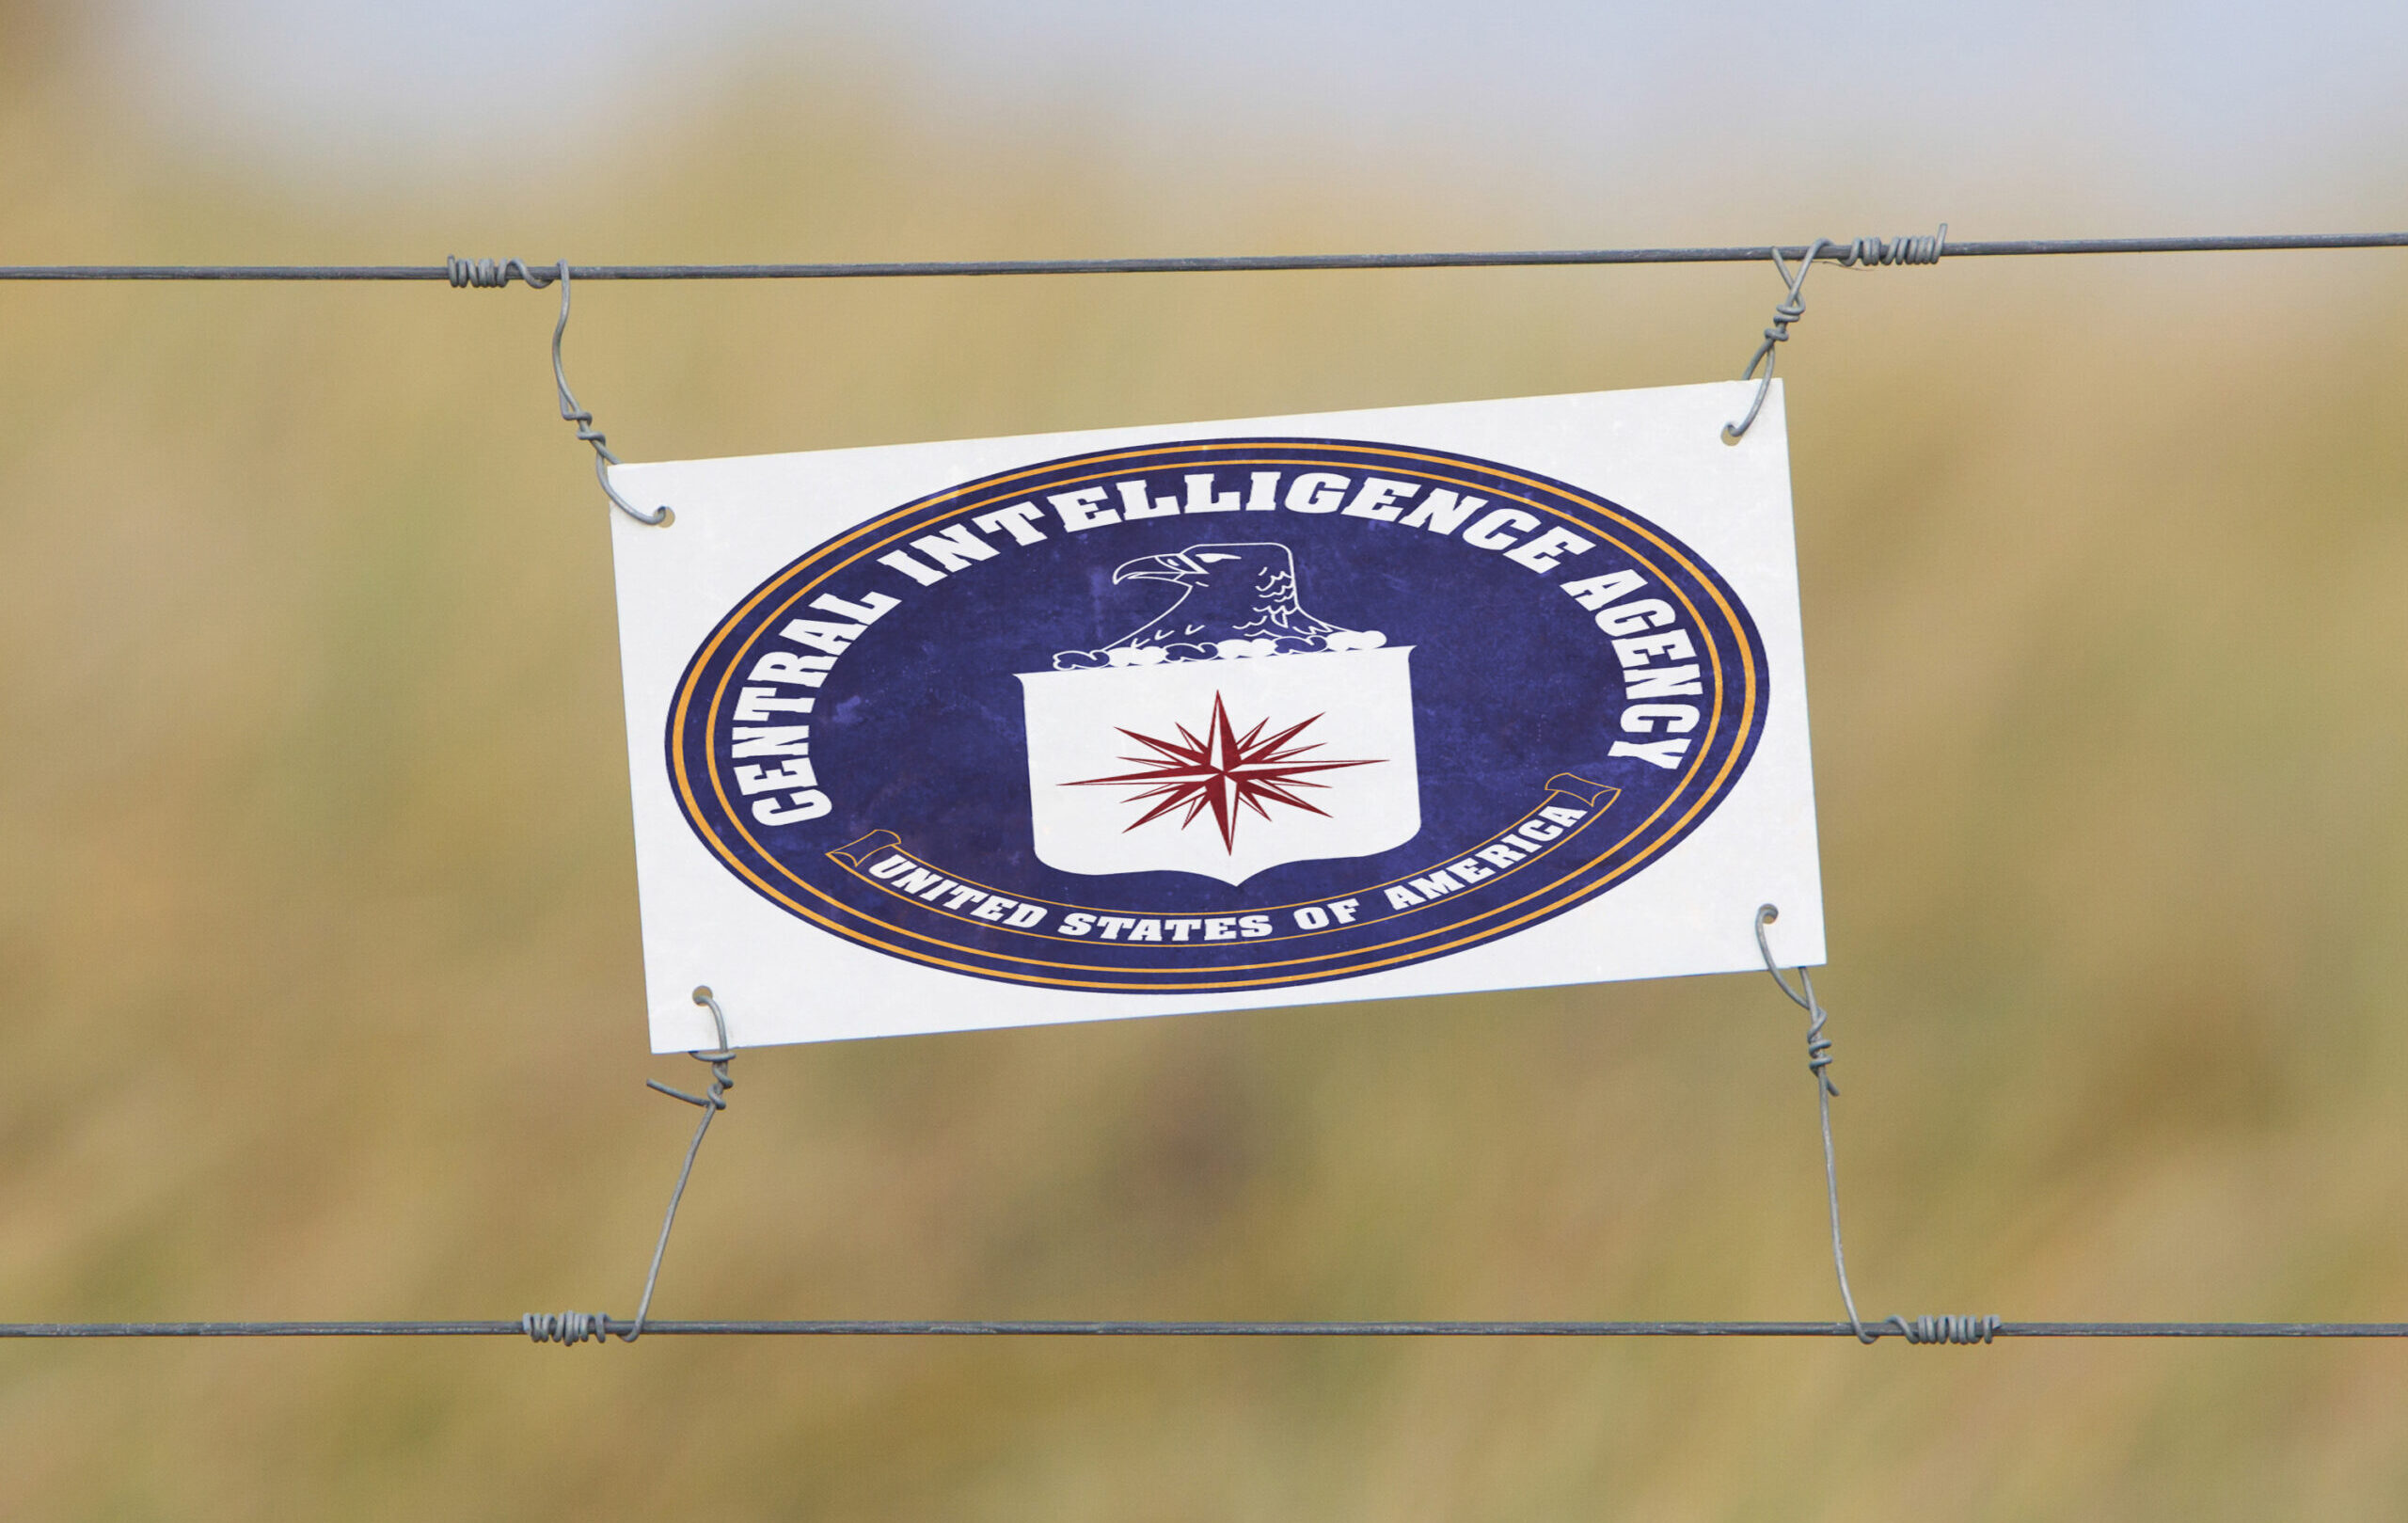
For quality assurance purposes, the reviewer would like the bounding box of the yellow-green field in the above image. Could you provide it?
[5,17,2408,1520]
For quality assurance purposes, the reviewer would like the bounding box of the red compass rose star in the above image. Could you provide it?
[1065,692,1384,852]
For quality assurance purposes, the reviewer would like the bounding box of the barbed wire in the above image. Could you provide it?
[0,231,2402,282]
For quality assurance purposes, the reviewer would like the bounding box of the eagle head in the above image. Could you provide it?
[1064,541,1364,667]
[1112,542,1294,591]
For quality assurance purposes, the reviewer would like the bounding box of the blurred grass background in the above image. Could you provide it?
[6,1,2408,1516]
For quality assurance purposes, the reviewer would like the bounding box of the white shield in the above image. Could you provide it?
[1019,648,1420,886]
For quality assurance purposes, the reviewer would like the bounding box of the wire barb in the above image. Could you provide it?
[1721,225,1944,443]
[446,256,673,527]
[523,988,737,1348]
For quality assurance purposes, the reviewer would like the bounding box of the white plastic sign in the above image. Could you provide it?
[610,382,1822,1050]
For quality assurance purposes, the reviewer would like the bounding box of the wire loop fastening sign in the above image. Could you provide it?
[524,987,737,1346]
[447,256,674,527]
[1756,905,1999,1345]
[1721,227,1945,443]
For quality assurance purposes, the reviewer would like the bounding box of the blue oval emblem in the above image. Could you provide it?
[668,438,1769,993]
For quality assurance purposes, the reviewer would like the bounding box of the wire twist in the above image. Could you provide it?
[521,1310,612,1345]
[1888,1314,2002,1344]
[1755,904,1995,1348]
[444,256,518,288]
[446,256,673,527]
[1830,228,1948,267]
[1721,225,1944,443]
[524,988,737,1347]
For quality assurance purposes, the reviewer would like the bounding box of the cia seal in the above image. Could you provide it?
[667,438,1769,993]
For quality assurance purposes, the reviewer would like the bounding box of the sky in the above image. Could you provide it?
[100,0,2408,235]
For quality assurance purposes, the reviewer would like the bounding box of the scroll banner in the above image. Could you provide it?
[610,382,1822,1050]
